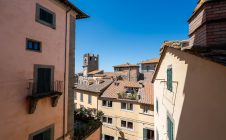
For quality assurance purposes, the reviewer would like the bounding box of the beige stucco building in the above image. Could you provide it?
[153,0,226,140]
[0,0,88,139]
[99,80,155,140]
[74,79,113,110]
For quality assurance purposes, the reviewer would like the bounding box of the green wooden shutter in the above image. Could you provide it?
[167,117,174,140]
[37,68,51,93]
[167,67,173,92]
[143,128,147,140]
[156,99,159,113]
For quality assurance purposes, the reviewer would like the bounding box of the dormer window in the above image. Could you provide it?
[126,87,138,93]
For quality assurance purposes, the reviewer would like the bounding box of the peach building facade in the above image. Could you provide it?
[0,0,87,140]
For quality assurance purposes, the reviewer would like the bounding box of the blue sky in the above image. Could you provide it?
[71,0,197,73]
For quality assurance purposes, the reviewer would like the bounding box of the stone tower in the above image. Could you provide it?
[83,53,99,76]
[188,0,226,47]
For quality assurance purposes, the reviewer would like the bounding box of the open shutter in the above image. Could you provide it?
[167,117,174,140]
[143,128,147,140]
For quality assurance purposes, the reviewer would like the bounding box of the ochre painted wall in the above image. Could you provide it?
[98,99,154,140]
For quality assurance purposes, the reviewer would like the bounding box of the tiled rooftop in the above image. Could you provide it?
[140,58,160,64]
[113,63,139,68]
[87,70,104,75]
[101,80,154,105]
[75,79,113,93]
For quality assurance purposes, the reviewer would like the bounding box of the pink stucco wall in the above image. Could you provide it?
[0,0,74,139]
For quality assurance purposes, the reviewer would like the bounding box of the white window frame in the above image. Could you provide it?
[88,95,92,105]
[143,105,149,114]
[121,102,133,111]
[102,116,113,125]
[80,92,83,102]
[120,120,134,131]
[102,100,113,108]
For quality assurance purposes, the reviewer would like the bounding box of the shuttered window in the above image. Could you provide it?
[40,8,53,25]
[143,129,154,140]
[36,4,56,28]
[37,68,51,93]
[167,116,174,140]
[167,67,173,92]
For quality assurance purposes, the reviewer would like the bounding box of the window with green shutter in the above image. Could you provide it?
[167,66,173,92]
[143,128,154,140]
[167,116,174,140]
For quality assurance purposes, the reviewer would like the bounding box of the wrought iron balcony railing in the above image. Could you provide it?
[27,80,63,114]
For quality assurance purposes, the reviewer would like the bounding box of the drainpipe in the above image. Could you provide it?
[63,7,71,140]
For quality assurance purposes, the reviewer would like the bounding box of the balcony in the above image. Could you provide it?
[27,80,63,114]
[118,92,139,100]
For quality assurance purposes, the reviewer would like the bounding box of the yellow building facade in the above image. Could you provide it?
[99,99,154,140]
[99,80,155,140]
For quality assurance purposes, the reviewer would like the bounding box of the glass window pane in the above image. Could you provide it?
[128,103,133,110]
[40,8,53,24]
[121,103,126,109]
[88,95,92,104]
[108,118,112,124]
[121,120,126,128]
[28,41,33,49]
[108,101,112,107]
[127,122,133,129]
[102,117,107,123]
[102,100,106,106]
[34,42,38,50]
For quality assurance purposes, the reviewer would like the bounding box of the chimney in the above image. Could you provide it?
[188,0,226,48]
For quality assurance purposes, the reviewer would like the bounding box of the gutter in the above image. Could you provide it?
[57,0,89,19]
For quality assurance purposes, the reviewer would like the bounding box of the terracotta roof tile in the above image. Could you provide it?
[113,63,139,68]
[138,82,154,105]
[87,70,104,75]
[75,79,113,93]
[140,58,160,64]
[104,72,127,77]
[101,80,154,105]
